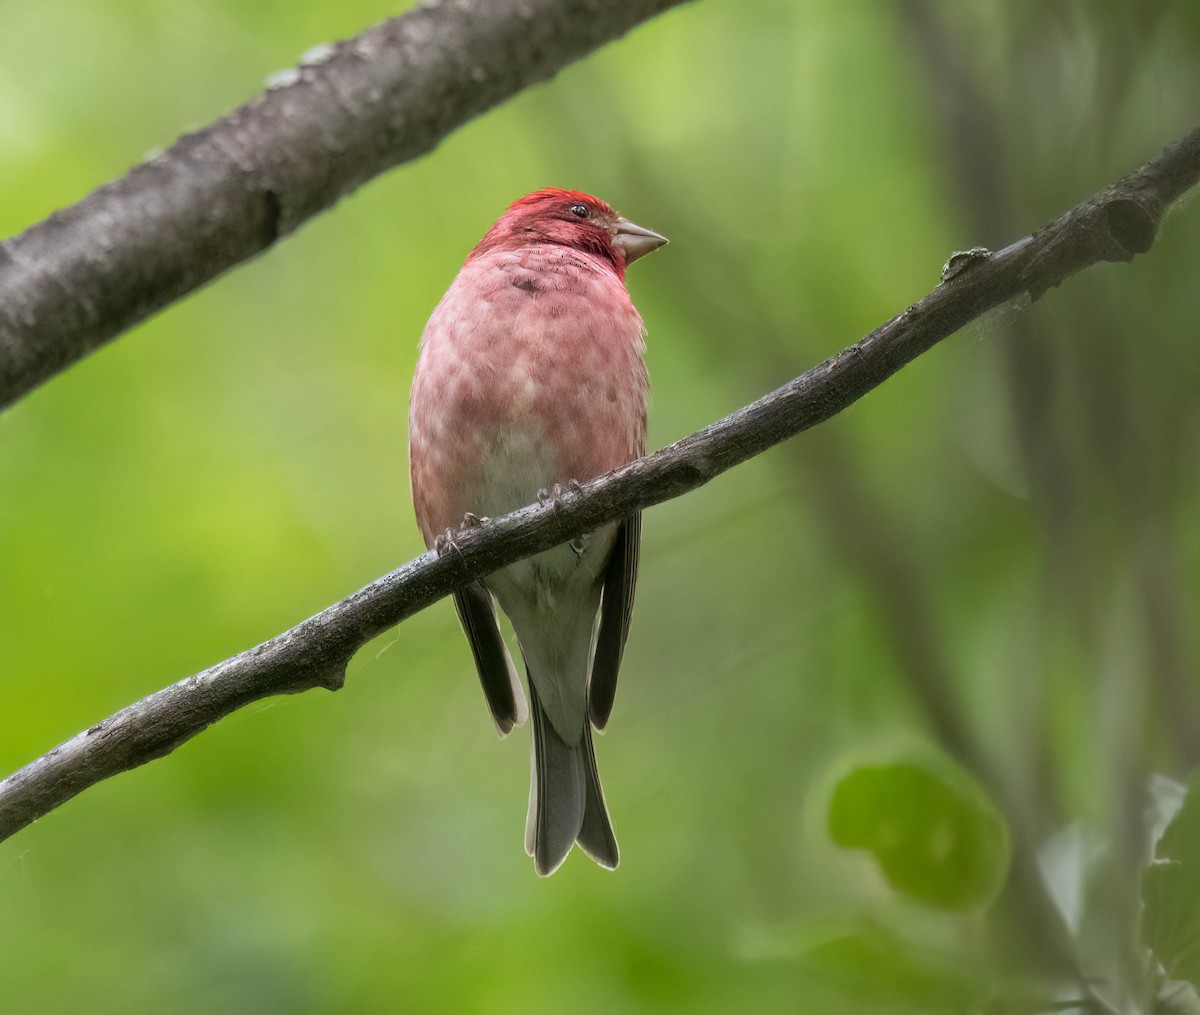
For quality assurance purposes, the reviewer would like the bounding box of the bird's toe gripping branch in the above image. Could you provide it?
[433,513,491,558]
[433,528,459,555]
[536,480,583,513]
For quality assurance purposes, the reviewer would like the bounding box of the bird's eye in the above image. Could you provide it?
[568,204,590,219]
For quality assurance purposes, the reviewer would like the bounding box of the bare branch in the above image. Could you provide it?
[0,0,693,410]
[2,124,1198,844]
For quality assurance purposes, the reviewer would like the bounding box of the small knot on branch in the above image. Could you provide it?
[940,247,992,283]
[315,663,348,692]
[1020,194,1162,301]
[1101,197,1158,257]
[669,452,717,493]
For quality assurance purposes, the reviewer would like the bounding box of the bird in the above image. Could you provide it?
[408,188,666,875]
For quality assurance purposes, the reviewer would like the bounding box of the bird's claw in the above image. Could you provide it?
[434,513,490,557]
[537,480,582,513]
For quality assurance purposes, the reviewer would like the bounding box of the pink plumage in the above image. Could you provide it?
[408,189,666,875]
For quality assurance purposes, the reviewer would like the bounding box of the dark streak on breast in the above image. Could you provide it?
[512,277,542,295]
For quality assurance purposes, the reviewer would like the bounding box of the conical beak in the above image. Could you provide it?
[612,216,668,264]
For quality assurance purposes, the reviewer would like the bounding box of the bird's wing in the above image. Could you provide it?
[588,512,641,731]
[453,582,528,736]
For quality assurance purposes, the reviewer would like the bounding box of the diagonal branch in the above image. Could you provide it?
[0,0,694,410]
[2,124,1199,844]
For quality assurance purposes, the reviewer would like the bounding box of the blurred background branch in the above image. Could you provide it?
[899,4,1198,995]
[0,0,693,410]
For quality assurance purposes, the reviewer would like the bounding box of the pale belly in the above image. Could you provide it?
[470,426,615,601]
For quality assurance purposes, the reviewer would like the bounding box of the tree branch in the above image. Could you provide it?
[0,0,693,410]
[3,124,1198,844]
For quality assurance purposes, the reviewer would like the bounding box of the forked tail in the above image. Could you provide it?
[524,678,618,876]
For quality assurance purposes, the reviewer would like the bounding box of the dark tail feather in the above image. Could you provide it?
[576,722,619,869]
[452,583,526,736]
[525,679,619,875]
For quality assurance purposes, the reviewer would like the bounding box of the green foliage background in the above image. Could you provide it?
[2,1,1199,1011]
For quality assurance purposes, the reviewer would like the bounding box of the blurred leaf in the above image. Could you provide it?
[1143,773,1200,990]
[1036,822,1106,937]
[1149,773,1189,846]
[828,756,1010,911]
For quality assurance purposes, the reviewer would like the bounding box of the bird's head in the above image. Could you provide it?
[468,188,667,278]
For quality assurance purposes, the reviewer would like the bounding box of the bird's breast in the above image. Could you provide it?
[408,247,648,545]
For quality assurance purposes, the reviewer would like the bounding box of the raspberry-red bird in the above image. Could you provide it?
[408,189,666,875]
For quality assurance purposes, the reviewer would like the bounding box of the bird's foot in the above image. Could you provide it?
[433,528,460,555]
[433,512,489,556]
[536,480,583,512]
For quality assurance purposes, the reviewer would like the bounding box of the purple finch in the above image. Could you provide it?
[408,189,666,875]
